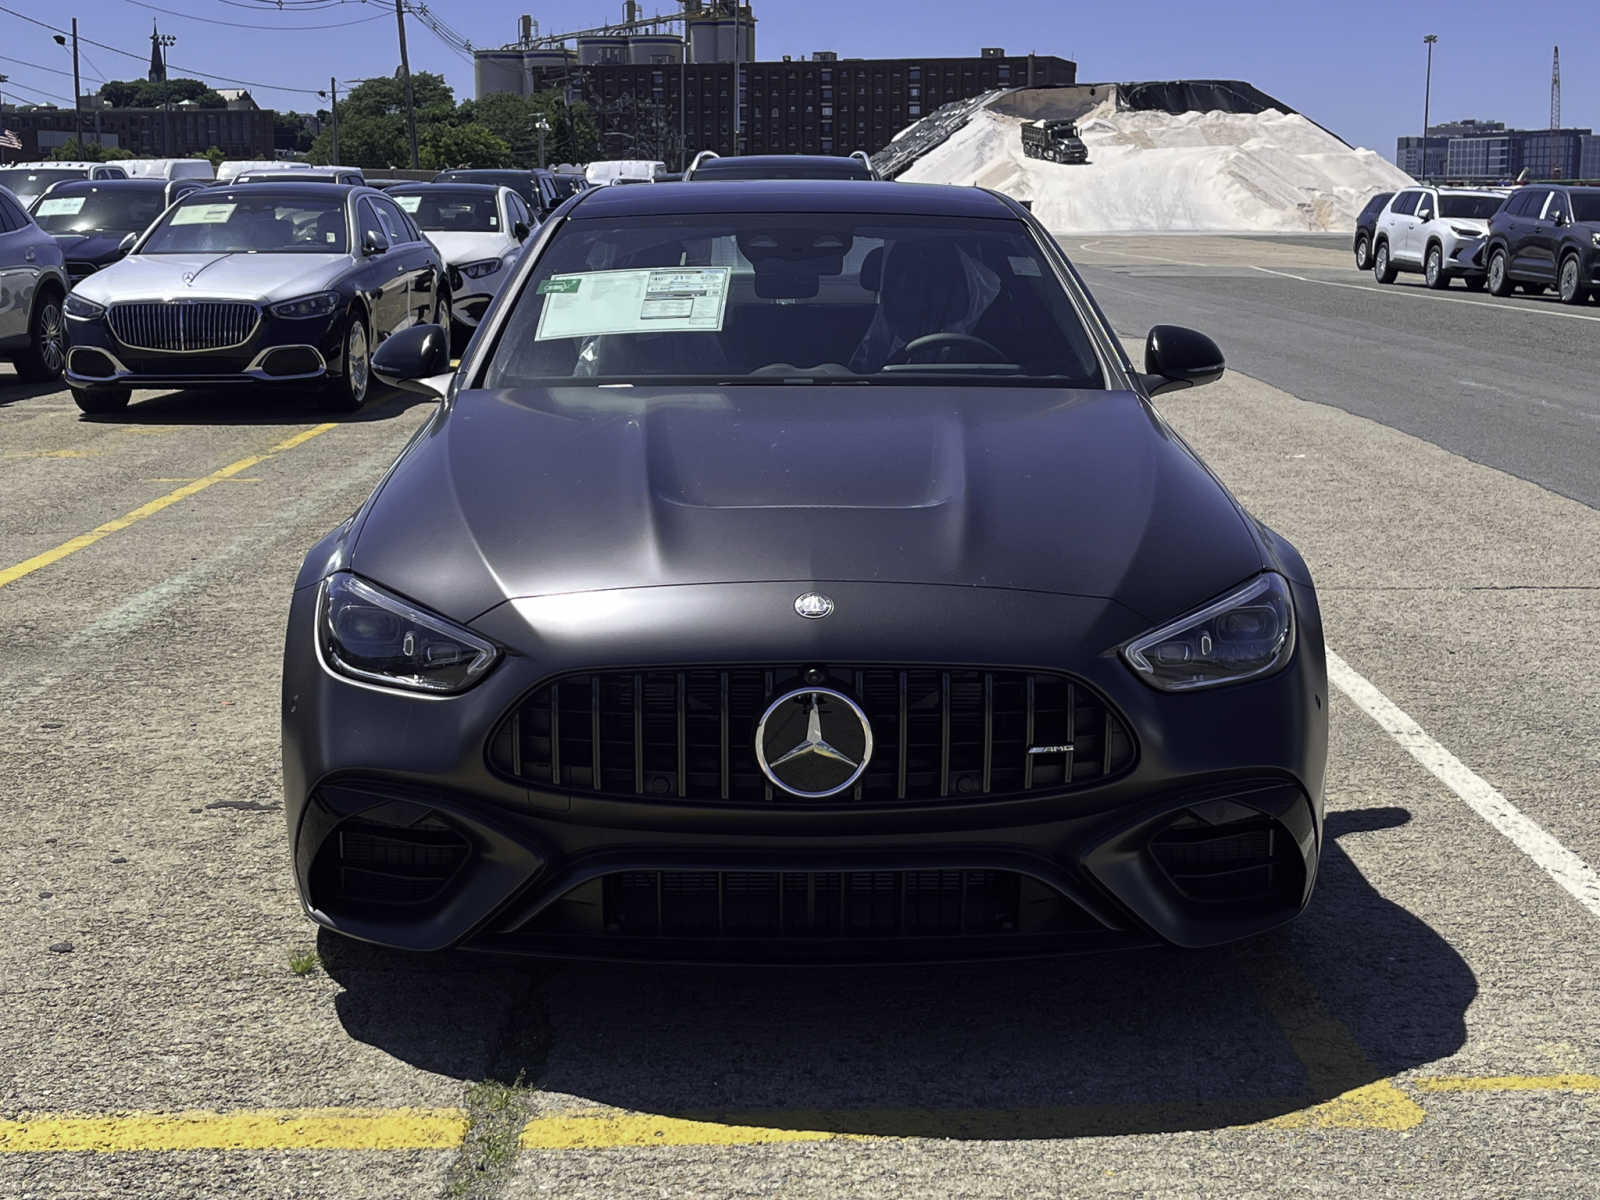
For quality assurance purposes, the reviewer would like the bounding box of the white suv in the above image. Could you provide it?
[1372,187,1507,290]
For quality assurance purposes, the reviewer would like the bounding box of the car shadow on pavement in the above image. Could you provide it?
[0,377,69,407]
[323,805,1474,1138]
[74,384,435,426]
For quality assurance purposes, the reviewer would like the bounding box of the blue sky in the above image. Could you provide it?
[2,0,1596,161]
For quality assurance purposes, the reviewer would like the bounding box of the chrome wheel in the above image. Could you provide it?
[1560,257,1583,304]
[346,320,370,407]
[38,300,65,374]
[1355,235,1370,270]
[1425,249,1439,286]
[1488,253,1506,294]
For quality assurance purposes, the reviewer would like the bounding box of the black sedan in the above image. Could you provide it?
[282,180,1327,962]
[30,178,206,285]
[63,182,447,414]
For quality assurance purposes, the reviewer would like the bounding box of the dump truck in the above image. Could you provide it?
[1020,119,1089,165]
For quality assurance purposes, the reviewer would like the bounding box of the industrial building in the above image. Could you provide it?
[475,3,1074,164]
[0,104,274,160]
[1398,120,1600,183]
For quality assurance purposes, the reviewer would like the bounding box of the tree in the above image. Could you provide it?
[308,113,407,169]
[341,71,455,123]
[420,123,513,170]
[49,139,132,162]
[96,77,225,110]
[196,145,225,169]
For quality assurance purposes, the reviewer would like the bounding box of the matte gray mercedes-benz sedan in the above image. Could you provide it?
[62,182,447,414]
[282,180,1327,963]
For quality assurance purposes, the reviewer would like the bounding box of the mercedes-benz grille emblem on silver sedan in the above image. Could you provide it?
[756,688,873,798]
[794,592,834,619]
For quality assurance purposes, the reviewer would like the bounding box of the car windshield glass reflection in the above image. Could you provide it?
[399,191,499,233]
[32,189,166,235]
[1571,195,1600,223]
[485,214,1106,389]
[1438,195,1503,219]
[0,169,83,203]
[140,193,348,254]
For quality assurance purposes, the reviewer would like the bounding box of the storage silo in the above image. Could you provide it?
[475,50,528,98]
[686,6,755,63]
[629,34,684,65]
[576,35,629,66]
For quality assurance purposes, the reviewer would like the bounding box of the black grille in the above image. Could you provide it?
[108,300,258,352]
[488,666,1135,805]
[310,816,470,911]
[525,868,1096,942]
[1149,819,1300,907]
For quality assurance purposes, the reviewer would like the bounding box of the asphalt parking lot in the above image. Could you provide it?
[2,234,1598,1198]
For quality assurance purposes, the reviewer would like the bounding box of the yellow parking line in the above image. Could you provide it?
[1411,1073,1600,1093]
[0,423,336,592]
[0,1108,467,1153]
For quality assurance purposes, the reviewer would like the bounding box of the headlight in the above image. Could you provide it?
[317,573,499,694]
[64,293,105,320]
[270,291,341,319]
[1591,233,1600,250]
[1123,574,1295,692]
[458,258,503,280]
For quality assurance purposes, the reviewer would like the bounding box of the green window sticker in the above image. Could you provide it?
[538,276,583,295]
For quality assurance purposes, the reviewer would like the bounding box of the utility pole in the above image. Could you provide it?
[535,113,550,168]
[51,22,83,150]
[329,77,340,163]
[393,0,419,168]
[1422,36,1437,141]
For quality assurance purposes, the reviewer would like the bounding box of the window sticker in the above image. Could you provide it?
[393,195,421,212]
[534,267,731,341]
[1007,256,1042,278]
[35,196,86,217]
[171,203,237,226]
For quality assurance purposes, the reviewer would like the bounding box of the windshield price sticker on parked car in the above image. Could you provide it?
[534,267,731,341]
[170,203,237,226]
[35,196,86,217]
[393,195,422,213]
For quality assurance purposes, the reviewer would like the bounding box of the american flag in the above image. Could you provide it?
[0,129,22,151]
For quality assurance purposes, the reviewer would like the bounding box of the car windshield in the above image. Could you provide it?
[394,190,500,233]
[1439,195,1503,219]
[484,213,1106,389]
[140,193,348,254]
[1572,194,1600,223]
[0,168,84,203]
[32,188,167,234]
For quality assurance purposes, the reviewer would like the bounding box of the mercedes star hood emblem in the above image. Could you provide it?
[755,687,873,798]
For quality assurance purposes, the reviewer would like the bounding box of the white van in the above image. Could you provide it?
[584,160,666,187]
[118,158,215,182]
[215,160,290,184]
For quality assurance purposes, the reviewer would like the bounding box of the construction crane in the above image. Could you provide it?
[1550,46,1560,130]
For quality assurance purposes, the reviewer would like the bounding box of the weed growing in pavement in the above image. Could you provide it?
[288,949,320,977]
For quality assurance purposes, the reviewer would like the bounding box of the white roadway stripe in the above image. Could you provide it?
[1249,265,1600,325]
[1327,649,1600,921]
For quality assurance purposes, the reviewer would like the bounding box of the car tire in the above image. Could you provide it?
[1486,248,1513,297]
[70,385,131,415]
[322,312,372,413]
[1424,244,1449,290]
[434,292,457,357]
[1354,233,1372,271]
[14,288,66,383]
[1557,255,1588,305]
[1372,241,1397,284]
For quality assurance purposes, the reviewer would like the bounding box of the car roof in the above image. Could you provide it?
[39,177,170,192]
[3,161,99,170]
[388,182,504,195]
[693,154,872,176]
[184,182,360,198]
[435,169,531,178]
[567,179,1015,219]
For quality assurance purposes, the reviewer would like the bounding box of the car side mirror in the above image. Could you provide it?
[371,323,452,399]
[362,228,389,256]
[1416,209,1432,221]
[512,220,530,242]
[117,232,138,258]
[1142,325,1225,396]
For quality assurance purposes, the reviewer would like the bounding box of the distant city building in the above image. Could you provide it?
[0,104,273,159]
[1398,119,1596,181]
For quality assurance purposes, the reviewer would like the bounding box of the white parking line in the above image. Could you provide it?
[1250,266,1600,325]
[1328,649,1600,921]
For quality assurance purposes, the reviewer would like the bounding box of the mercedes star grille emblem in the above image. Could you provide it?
[794,592,834,619]
[755,687,873,798]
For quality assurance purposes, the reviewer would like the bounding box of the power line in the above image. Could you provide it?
[0,75,74,106]
[122,0,391,32]
[0,53,78,79]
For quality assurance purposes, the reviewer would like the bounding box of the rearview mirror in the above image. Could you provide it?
[117,232,138,258]
[361,228,389,256]
[1142,325,1225,396]
[371,323,452,398]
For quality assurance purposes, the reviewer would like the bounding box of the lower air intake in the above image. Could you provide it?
[310,816,470,913]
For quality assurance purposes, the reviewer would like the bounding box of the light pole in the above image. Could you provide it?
[1422,34,1438,177]
[534,113,550,168]
[0,74,10,165]
[51,22,83,152]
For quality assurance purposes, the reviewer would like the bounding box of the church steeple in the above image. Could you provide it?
[148,21,167,84]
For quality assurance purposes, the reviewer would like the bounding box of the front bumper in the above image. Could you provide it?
[64,305,347,391]
[447,273,505,328]
[282,580,1329,962]
[1439,231,1488,277]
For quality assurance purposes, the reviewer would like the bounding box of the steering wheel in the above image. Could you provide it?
[894,332,1008,365]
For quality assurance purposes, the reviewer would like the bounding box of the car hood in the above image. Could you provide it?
[1443,217,1492,233]
[72,252,349,305]
[427,231,511,265]
[51,231,133,264]
[350,385,1265,626]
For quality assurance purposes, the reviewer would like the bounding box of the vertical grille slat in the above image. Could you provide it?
[108,301,259,352]
[497,666,1133,804]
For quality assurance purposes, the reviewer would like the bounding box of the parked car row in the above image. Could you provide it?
[1357,183,1600,304]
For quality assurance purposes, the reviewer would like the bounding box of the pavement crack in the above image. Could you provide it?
[443,970,554,1200]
